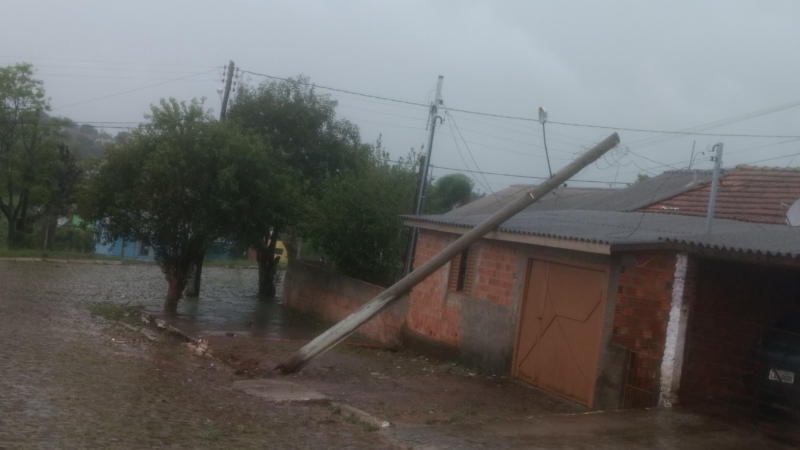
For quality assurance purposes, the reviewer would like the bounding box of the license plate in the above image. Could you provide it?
[768,369,795,384]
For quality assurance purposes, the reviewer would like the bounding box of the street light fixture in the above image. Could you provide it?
[539,107,552,177]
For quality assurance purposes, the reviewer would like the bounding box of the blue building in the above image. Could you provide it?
[94,237,235,261]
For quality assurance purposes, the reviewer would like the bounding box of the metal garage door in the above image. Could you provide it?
[513,258,609,407]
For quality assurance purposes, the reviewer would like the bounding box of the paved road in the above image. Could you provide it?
[0,261,392,449]
[1,261,794,449]
[384,408,795,450]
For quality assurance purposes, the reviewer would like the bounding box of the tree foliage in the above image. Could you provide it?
[423,173,477,214]
[42,143,81,250]
[303,142,417,286]
[79,98,277,312]
[228,75,369,295]
[0,63,61,246]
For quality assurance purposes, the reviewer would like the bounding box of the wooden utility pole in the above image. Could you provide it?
[403,76,444,275]
[186,60,235,298]
[277,132,621,374]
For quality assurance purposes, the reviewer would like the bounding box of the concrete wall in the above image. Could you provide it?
[282,260,408,347]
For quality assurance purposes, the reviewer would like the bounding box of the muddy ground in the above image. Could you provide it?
[0,261,390,449]
[209,336,581,427]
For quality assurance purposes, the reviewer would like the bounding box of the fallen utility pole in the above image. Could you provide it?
[277,132,621,374]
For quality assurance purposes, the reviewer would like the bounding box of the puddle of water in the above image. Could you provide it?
[0,261,325,341]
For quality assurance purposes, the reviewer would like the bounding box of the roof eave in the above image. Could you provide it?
[404,218,612,255]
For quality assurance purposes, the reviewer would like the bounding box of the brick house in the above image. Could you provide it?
[400,166,800,420]
[283,166,800,426]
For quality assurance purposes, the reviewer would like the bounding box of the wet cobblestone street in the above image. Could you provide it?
[0,261,392,449]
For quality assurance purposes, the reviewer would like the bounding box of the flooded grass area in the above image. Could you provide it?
[88,302,143,326]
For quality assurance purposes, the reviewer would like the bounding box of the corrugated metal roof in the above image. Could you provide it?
[444,169,716,216]
[641,165,800,224]
[660,229,800,258]
[407,210,800,257]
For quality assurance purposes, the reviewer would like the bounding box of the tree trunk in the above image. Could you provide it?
[184,252,205,297]
[15,189,29,234]
[43,215,57,251]
[164,270,186,314]
[6,218,17,247]
[256,228,281,298]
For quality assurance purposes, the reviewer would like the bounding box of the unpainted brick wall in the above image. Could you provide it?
[473,242,517,307]
[406,231,461,347]
[282,261,407,346]
[612,250,677,356]
[406,231,520,353]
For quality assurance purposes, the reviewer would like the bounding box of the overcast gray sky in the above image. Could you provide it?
[3,0,800,189]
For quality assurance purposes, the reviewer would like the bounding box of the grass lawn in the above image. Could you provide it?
[0,248,124,261]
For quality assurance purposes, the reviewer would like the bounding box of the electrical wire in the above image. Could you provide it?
[36,73,218,81]
[51,69,217,110]
[445,112,494,195]
[242,70,429,108]
[429,164,628,185]
[0,55,217,69]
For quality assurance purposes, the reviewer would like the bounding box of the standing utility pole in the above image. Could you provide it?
[402,154,427,275]
[277,132,620,374]
[186,60,235,298]
[403,76,444,275]
[705,143,723,234]
[219,60,235,121]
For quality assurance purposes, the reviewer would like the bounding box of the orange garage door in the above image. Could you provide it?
[513,258,609,407]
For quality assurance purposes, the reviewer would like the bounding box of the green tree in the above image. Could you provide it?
[42,143,81,250]
[228,75,369,296]
[303,143,417,286]
[0,63,59,246]
[79,98,278,313]
[423,173,477,214]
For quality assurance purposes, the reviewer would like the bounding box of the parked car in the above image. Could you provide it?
[752,324,800,423]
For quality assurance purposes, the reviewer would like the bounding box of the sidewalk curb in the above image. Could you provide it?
[334,403,392,429]
[139,311,197,343]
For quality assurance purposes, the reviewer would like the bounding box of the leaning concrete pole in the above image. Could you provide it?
[277,132,621,374]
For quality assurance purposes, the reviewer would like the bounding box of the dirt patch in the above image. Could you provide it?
[206,335,583,427]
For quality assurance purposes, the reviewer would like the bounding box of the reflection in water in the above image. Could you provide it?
[156,270,327,340]
[0,262,326,341]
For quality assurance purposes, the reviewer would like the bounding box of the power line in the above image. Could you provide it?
[36,73,218,81]
[437,130,570,161]
[242,70,429,108]
[242,68,800,141]
[546,120,800,139]
[0,55,217,69]
[428,163,629,185]
[23,64,217,74]
[445,112,494,195]
[51,69,217,110]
